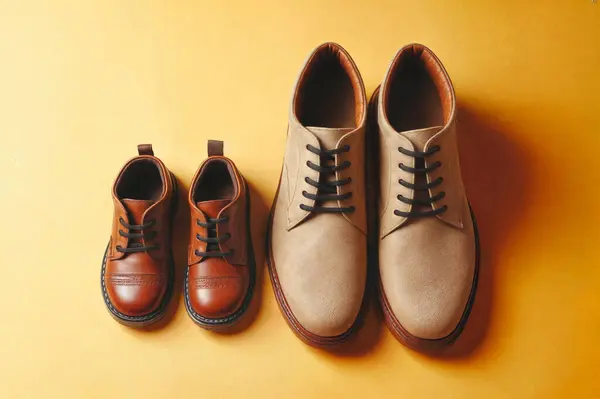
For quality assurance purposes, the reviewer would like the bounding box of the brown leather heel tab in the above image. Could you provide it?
[137,144,154,156]
[208,140,224,156]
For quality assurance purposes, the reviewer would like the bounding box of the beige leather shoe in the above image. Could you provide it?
[372,44,479,350]
[267,42,368,346]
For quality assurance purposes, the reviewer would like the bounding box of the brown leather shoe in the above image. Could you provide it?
[267,43,368,346]
[184,140,255,329]
[371,44,479,350]
[101,144,177,327]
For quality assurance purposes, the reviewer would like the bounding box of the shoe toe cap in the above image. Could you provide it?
[288,293,362,338]
[187,274,247,320]
[270,203,367,340]
[275,257,366,338]
[104,273,166,317]
[380,241,476,340]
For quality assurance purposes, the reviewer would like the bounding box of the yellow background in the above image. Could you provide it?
[1,1,599,398]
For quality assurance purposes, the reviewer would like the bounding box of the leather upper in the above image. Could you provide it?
[377,44,477,340]
[186,142,251,320]
[104,145,175,317]
[270,42,368,338]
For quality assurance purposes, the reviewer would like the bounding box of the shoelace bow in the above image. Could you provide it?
[195,217,233,258]
[300,144,355,213]
[116,217,158,253]
[395,145,448,218]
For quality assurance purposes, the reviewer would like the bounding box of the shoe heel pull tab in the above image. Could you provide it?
[208,140,224,156]
[137,144,154,156]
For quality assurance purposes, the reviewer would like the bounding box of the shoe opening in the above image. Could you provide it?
[192,159,236,202]
[116,159,164,201]
[294,43,364,129]
[384,44,453,132]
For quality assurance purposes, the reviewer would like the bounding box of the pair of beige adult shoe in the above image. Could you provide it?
[267,42,479,351]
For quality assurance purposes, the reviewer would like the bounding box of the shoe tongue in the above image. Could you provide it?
[399,126,443,151]
[121,199,155,225]
[304,127,354,210]
[398,126,443,214]
[306,126,354,151]
[196,199,231,219]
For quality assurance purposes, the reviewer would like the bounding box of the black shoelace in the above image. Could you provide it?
[116,217,158,253]
[394,145,448,218]
[194,217,233,258]
[300,144,355,213]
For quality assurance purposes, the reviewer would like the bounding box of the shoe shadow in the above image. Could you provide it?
[430,103,533,359]
[142,174,190,332]
[213,179,268,335]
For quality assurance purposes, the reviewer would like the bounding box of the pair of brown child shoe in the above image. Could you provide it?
[101,140,254,329]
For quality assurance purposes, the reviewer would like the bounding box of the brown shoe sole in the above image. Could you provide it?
[183,180,256,331]
[368,87,480,350]
[100,172,178,328]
